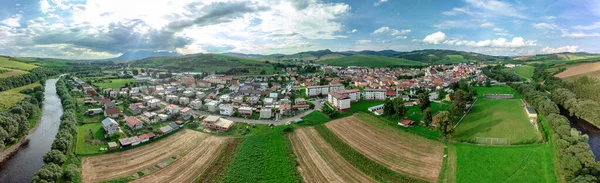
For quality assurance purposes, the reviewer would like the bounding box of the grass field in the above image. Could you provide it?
[473,85,520,99]
[515,66,534,80]
[218,130,302,183]
[0,83,40,110]
[452,99,542,144]
[320,55,422,67]
[76,123,108,155]
[133,54,275,74]
[454,143,557,183]
[300,111,330,125]
[94,78,135,89]
[0,57,38,70]
[0,68,28,78]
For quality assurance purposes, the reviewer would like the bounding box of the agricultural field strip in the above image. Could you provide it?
[555,62,600,78]
[326,116,444,182]
[81,130,209,183]
[131,136,229,183]
[289,127,376,183]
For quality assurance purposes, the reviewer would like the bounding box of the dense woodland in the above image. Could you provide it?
[0,67,58,91]
[0,90,43,149]
[33,78,79,183]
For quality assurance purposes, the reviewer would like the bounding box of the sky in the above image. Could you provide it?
[0,0,598,59]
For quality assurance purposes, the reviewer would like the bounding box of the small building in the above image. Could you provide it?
[179,97,190,105]
[129,104,142,115]
[190,99,203,110]
[125,116,144,130]
[219,94,231,103]
[158,114,169,121]
[368,104,384,116]
[159,125,173,134]
[219,104,234,116]
[525,106,537,118]
[108,142,119,150]
[260,108,272,119]
[205,101,220,112]
[203,115,234,131]
[147,99,161,109]
[398,119,415,127]
[181,107,192,119]
[87,108,103,116]
[104,108,123,118]
[238,106,253,116]
[165,104,180,114]
[101,117,120,135]
[104,101,116,109]
[166,95,179,103]
[279,104,292,116]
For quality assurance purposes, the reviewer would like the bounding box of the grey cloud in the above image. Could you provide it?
[290,0,310,10]
[166,1,269,32]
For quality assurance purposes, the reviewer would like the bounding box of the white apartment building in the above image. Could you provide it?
[305,84,344,97]
[363,89,386,100]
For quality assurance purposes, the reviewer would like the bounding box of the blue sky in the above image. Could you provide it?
[0,0,598,59]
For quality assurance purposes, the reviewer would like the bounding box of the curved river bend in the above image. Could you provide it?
[0,78,63,182]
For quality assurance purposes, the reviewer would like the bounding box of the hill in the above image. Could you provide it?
[130,54,275,75]
[513,52,600,62]
[394,49,507,64]
[0,56,39,70]
[109,51,182,61]
[319,55,422,67]
[342,50,404,57]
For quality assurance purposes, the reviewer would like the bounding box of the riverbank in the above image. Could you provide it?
[0,111,43,165]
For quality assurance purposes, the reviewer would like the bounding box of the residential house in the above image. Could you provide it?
[260,108,272,119]
[205,100,220,112]
[180,107,192,119]
[238,106,253,116]
[203,115,234,131]
[219,104,234,116]
[246,96,260,105]
[232,96,244,104]
[87,108,103,116]
[147,99,161,109]
[279,104,292,116]
[166,95,179,103]
[101,117,120,135]
[179,97,190,105]
[165,104,180,114]
[104,108,123,118]
[190,99,203,110]
[129,104,142,115]
[126,116,144,130]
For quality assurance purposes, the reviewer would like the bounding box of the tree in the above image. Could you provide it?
[423,107,433,129]
[63,164,80,181]
[384,99,395,115]
[437,89,446,100]
[485,78,491,87]
[43,150,66,165]
[392,98,408,118]
[435,111,453,139]
[417,92,431,112]
[32,163,62,183]
[132,69,139,76]
[51,138,70,153]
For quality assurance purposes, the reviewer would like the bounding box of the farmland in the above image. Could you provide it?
[0,68,28,78]
[289,127,376,183]
[320,55,422,67]
[454,144,557,183]
[554,62,600,81]
[93,78,136,89]
[81,129,227,183]
[0,57,39,70]
[452,99,542,144]
[324,115,444,182]
[0,83,40,110]
[218,130,302,183]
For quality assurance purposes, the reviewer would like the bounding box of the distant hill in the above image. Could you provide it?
[513,52,600,62]
[129,54,275,75]
[342,50,404,57]
[223,52,266,59]
[394,49,508,64]
[110,51,182,61]
[319,55,422,67]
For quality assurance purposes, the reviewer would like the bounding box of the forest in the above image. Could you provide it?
[0,68,58,92]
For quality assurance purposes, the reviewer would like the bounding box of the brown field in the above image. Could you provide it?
[289,127,376,183]
[555,62,600,79]
[82,129,228,183]
[0,68,28,78]
[325,115,444,182]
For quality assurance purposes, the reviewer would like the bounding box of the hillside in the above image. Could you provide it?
[130,54,275,74]
[513,52,600,62]
[394,49,507,64]
[319,55,422,67]
[110,51,182,61]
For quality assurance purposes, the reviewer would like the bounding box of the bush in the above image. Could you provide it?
[63,164,80,181]
[43,150,66,165]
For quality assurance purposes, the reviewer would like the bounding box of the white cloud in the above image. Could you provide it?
[373,0,388,7]
[462,0,527,19]
[434,20,472,29]
[532,23,559,30]
[480,22,494,28]
[423,31,536,48]
[588,0,600,16]
[356,40,372,44]
[394,36,407,40]
[0,14,22,27]
[561,32,600,38]
[423,31,447,44]
[573,22,600,30]
[442,7,473,16]
[541,45,580,53]
[348,29,357,33]
[372,26,410,36]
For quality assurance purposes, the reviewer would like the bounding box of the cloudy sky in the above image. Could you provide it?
[0,0,598,59]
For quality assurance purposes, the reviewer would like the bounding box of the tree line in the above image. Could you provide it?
[0,67,58,92]
[0,85,44,149]
[33,78,79,183]
[482,65,522,82]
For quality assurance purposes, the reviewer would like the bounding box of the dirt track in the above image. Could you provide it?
[82,129,225,183]
[289,127,376,183]
[326,116,444,182]
[555,62,600,78]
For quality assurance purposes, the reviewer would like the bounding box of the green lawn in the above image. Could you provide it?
[299,111,330,125]
[515,66,534,80]
[454,143,557,183]
[94,78,135,89]
[452,99,541,144]
[76,123,108,155]
[218,130,301,183]
[473,85,521,99]
[320,55,422,67]
[346,100,385,114]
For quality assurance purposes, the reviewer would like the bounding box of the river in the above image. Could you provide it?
[0,78,64,182]
[561,107,600,161]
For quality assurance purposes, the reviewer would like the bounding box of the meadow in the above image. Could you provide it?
[93,78,135,89]
[0,83,40,110]
[218,130,302,183]
[76,123,108,155]
[0,57,39,70]
[299,111,330,126]
[452,99,541,144]
[514,65,534,80]
[0,68,28,78]
[320,55,422,67]
[454,143,557,183]
[473,85,520,99]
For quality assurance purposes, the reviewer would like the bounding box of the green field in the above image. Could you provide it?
[454,143,557,183]
[0,83,41,110]
[320,55,422,67]
[0,57,39,70]
[515,66,534,80]
[133,54,275,74]
[218,130,301,183]
[76,123,108,155]
[452,99,541,144]
[0,68,28,78]
[299,111,330,125]
[473,85,520,99]
[94,78,135,89]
